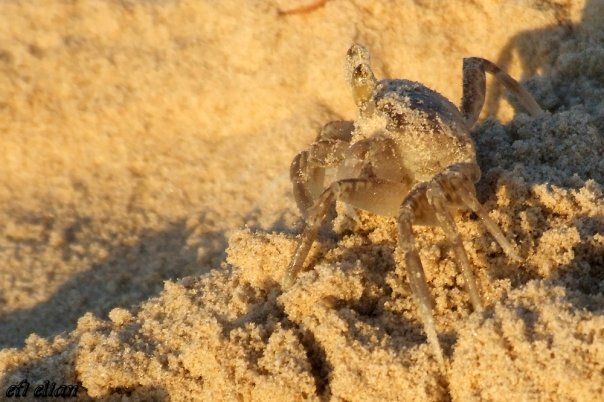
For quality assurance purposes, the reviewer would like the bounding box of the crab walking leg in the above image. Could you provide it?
[427,184,483,312]
[462,57,544,128]
[435,164,522,263]
[285,178,409,288]
[397,205,445,368]
[284,188,336,288]
[456,182,522,263]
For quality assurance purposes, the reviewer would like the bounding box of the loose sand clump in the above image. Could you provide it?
[1,0,603,401]
[451,282,604,401]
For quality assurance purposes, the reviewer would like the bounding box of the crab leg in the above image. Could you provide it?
[286,175,447,364]
[456,182,522,262]
[398,197,445,369]
[462,57,543,128]
[436,164,522,263]
[427,184,483,312]
[284,187,336,288]
[285,177,409,287]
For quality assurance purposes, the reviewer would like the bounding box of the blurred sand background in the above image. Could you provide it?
[0,0,603,400]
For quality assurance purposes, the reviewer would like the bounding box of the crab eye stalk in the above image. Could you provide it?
[346,44,377,113]
[351,63,377,111]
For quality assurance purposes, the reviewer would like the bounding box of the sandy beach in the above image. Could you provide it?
[1,0,603,400]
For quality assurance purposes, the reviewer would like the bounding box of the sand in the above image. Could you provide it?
[0,0,602,400]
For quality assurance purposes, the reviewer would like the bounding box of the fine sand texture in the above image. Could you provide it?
[1,0,603,400]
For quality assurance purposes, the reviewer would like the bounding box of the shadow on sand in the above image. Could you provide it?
[0,211,228,349]
[478,0,604,313]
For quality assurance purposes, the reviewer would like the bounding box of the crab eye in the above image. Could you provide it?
[346,43,370,65]
[346,46,357,59]
[352,64,371,82]
[351,64,376,109]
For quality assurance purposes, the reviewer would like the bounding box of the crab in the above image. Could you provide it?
[284,44,543,368]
